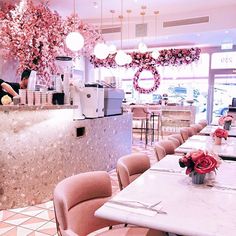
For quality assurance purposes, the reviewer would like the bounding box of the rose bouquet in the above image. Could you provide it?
[218,115,233,126]
[212,128,228,140]
[179,149,219,175]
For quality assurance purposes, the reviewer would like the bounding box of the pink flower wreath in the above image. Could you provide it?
[133,66,160,94]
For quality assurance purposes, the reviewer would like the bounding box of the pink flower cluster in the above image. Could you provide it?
[212,128,228,140]
[63,14,103,57]
[179,149,219,175]
[133,66,160,94]
[218,115,233,126]
[0,0,65,85]
[0,1,102,86]
[90,48,201,69]
[90,48,200,94]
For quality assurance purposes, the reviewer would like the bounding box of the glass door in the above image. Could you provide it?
[211,74,236,123]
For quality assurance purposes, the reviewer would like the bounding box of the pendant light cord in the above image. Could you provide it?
[101,0,103,37]
[119,0,123,50]
[154,11,159,40]
[73,0,76,31]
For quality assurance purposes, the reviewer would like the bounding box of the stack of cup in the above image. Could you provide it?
[34,91,41,106]
[47,92,53,105]
[19,89,27,105]
[41,91,47,105]
[27,90,34,105]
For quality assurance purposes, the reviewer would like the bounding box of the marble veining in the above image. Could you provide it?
[0,109,132,210]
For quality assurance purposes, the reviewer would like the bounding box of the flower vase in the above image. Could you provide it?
[214,137,222,145]
[223,121,231,130]
[191,172,206,184]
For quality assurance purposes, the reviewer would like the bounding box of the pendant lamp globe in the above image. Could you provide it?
[115,50,128,66]
[109,44,117,54]
[66,31,84,52]
[126,54,132,64]
[94,0,109,59]
[94,42,110,59]
[151,50,160,59]
[138,42,148,53]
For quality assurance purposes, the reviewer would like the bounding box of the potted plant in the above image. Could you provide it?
[179,150,219,184]
[212,128,228,145]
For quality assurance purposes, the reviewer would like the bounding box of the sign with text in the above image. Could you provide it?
[211,52,236,69]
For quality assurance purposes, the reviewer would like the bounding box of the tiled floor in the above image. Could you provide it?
[0,137,157,236]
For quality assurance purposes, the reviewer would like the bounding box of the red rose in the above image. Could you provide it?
[213,128,228,140]
[190,149,205,162]
[194,155,217,174]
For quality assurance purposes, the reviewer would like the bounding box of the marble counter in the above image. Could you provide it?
[0,109,132,209]
[0,104,77,112]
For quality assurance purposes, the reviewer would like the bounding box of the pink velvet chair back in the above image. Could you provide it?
[180,128,189,141]
[186,127,195,137]
[198,119,208,128]
[130,105,151,120]
[168,134,184,145]
[116,153,150,190]
[54,171,117,236]
[167,136,180,148]
[158,140,176,155]
[154,143,166,161]
[190,124,202,133]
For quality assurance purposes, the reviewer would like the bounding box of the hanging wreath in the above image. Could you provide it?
[133,66,160,94]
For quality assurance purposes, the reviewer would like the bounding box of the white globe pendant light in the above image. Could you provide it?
[94,42,110,59]
[115,50,128,66]
[109,44,117,54]
[126,54,132,64]
[66,32,84,52]
[138,42,148,54]
[65,0,84,52]
[151,49,160,59]
[93,0,109,59]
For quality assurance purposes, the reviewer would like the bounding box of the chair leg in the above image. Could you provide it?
[152,114,154,143]
[145,118,148,147]
[141,120,143,141]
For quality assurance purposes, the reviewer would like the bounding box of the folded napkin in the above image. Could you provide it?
[105,200,166,216]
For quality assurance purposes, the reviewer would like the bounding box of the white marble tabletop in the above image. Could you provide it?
[175,135,236,159]
[95,155,236,236]
[200,125,236,137]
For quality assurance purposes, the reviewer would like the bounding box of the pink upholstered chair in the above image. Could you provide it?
[130,105,151,145]
[54,171,165,236]
[180,128,189,141]
[154,143,166,161]
[186,127,195,137]
[190,124,202,133]
[116,153,150,190]
[198,119,208,128]
[168,134,184,145]
[167,136,181,149]
[154,140,176,161]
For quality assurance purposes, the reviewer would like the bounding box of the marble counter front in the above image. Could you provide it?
[0,108,132,209]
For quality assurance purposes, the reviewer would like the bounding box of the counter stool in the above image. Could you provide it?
[131,105,152,146]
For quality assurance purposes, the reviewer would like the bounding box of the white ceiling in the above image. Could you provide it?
[47,0,236,20]
[2,0,236,49]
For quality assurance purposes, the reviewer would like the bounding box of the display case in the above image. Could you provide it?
[161,106,195,136]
